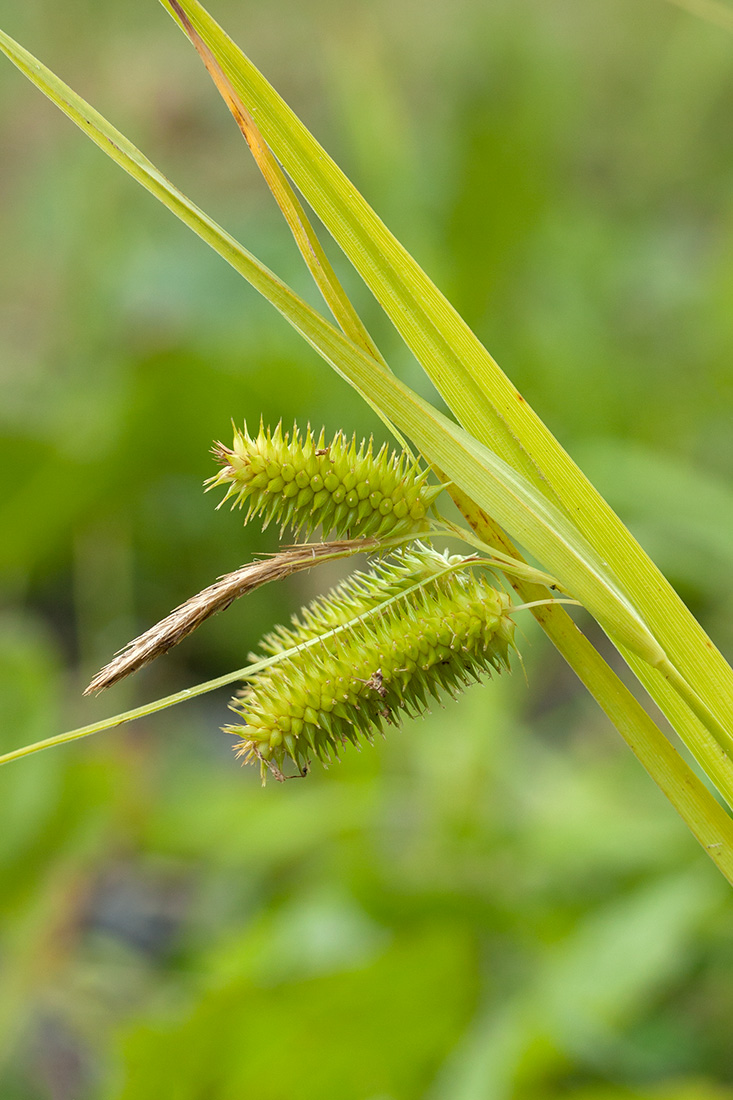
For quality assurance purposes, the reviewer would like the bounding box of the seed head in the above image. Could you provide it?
[208,421,443,541]
[225,546,515,780]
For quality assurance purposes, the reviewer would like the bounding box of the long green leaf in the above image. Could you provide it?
[159,0,733,755]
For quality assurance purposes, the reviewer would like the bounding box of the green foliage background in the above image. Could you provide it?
[1,0,733,1096]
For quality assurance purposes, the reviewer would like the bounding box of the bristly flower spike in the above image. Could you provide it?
[208,421,443,541]
[224,545,516,782]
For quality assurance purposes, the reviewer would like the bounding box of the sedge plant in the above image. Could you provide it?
[0,2,732,878]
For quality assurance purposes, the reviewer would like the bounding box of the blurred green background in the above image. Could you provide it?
[1,0,733,1096]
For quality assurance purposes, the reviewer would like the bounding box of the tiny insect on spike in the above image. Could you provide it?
[225,545,516,781]
[207,421,443,542]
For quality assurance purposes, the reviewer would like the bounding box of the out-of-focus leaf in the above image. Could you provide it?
[112,923,477,1100]
[577,439,733,579]
[0,615,62,865]
[428,870,725,1100]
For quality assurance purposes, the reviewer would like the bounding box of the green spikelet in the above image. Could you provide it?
[224,546,516,780]
[208,421,443,540]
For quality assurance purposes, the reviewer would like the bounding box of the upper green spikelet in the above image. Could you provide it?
[208,421,443,540]
[225,545,516,781]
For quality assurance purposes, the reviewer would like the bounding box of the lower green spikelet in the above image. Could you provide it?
[224,546,516,781]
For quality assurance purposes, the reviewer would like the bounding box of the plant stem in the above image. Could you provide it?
[431,519,564,590]
[0,664,249,767]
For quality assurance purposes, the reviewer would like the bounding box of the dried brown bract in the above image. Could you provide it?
[84,539,376,695]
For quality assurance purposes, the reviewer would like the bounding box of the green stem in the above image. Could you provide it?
[431,519,564,590]
[0,664,252,767]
